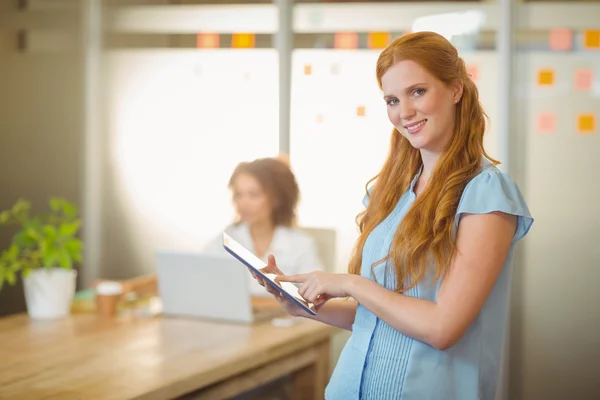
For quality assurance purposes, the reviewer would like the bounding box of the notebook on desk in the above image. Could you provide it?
[155,251,283,324]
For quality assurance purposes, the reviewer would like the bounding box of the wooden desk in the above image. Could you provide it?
[0,313,335,400]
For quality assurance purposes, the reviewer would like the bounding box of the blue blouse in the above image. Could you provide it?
[325,158,534,400]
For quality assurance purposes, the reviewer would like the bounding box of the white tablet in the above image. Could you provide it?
[222,232,317,315]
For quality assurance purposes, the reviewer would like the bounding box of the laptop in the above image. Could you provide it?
[155,250,283,324]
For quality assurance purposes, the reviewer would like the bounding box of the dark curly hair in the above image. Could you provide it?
[228,158,300,227]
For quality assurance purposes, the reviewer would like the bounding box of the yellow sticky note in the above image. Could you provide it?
[583,30,600,49]
[304,64,312,75]
[578,114,595,134]
[232,33,255,49]
[538,69,555,86]
[356,106,366,117]
[368,32,391,49]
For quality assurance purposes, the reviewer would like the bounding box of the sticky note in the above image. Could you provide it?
[536,113,556,134]
[331,63,341,75]
[304,64,312,75]
[232,33,255,49]
[537,69,555,86]
[549,28,572,51]
[334,32,358,50]
[316,114,324,124]
[583,30,600,49]
[578,114,595,134]
[574,69,594,91]
[196,33,219,48]
[467,64,479,83]
[368,32,391,49]
[356,106,366,117]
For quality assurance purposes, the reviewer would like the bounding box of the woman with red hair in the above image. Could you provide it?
[254,31,533,399]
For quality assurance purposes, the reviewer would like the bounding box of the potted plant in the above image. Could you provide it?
[0,197,84,319]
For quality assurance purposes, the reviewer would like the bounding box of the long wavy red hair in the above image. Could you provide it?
[348,31,498,292]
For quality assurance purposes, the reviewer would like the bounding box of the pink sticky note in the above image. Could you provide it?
[574,69,594,91]
[537,113,556,134]
[466,64,479,83]
[549,28,573,51]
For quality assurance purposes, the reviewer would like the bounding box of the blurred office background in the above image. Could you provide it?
[0,1,598,399]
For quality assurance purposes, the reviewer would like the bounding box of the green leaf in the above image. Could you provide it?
[26,227,41,241]
[43,249,58,267]
[59,221,81,238]
[0,211,10,224]
[12,199,30,213]
[8,244,19,259]
[63,203,77,219]
[43,225,57,239]
[12,199,31,222]
[6,269,16,285]
[50,197,63,213]
[58,249,72,269]
[13,230,36,248]
[66,239,83,262]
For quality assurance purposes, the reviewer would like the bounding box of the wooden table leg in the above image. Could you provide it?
[290,340,330,400]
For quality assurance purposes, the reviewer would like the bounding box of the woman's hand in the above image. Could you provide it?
[277,271,354,307]
[249,255,312,317]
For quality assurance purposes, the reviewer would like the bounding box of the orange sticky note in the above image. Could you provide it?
[574,69,594,91]
[368,32,391,49]
[356,106,366,117]
[467,64,479,83]
[304,64,312,75]
[334,32,358,50]
[549,28,572,51]
[232,33,255,49]
[578,114,595,134]
[538,69,555,86]
[316,114,324,124]
[583,30,600,49]
[536,113,556,134]
[196,33,219,48]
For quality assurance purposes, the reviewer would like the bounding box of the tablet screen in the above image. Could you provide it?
[222,232,316,315]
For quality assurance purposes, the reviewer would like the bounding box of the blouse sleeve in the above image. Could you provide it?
[455,168,534,243]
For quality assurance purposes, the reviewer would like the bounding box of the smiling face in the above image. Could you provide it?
[381,60,461,154]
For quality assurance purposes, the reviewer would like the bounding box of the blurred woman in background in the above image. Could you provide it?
[203,157,323,297]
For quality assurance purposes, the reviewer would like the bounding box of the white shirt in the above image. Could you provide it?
[203,223,323,296]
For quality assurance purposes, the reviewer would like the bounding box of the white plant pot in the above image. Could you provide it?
[23,268,77,320]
